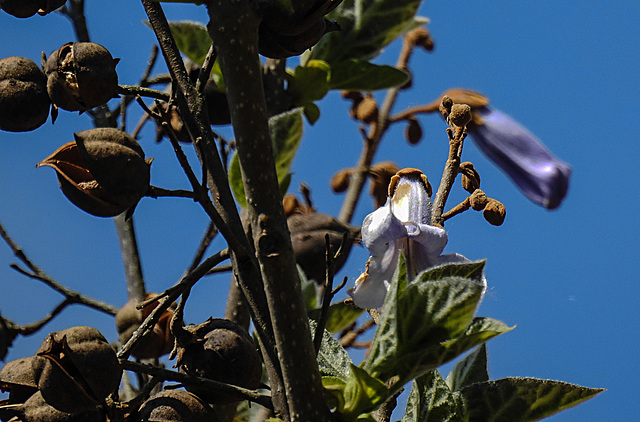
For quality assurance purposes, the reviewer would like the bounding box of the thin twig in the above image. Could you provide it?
[146,186,196,199]
[120,360,273,409]
[0,222,118,316]
[196,44,217,92]
[118,85,171,101]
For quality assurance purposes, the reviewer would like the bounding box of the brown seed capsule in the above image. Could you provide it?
[469,189,489,211]
[355,95,378,124]
[176,318,262,404]
[44,42,119,112]
[0,0,66,18]
[288,212,360,283]
[0,356,42,405]
[0,56,50,132]
[35,326,122,414]
[2,390,105,422]
[330,168,353,193]
[138,389,219,422]
[449,103,472,128]
[404,118,423,145]
[459,161,481,193]
[483,199,506,226]
[115,294,175,360]
[37,128,152,217]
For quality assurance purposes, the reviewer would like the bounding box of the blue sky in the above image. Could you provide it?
[1,1,639,420]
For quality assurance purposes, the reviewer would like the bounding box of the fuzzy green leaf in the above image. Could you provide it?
[289,60,332,103]
[445,344,489,392]
[329,60,410,91]
[401,370,464,422]
[342,364,390,420]
[309,0,428,65]
[313,320,352,381]
[229,108,303,207]
[166,21,211,65]
[460,377,605,421]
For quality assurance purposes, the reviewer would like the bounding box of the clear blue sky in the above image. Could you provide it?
[1,1,638,420]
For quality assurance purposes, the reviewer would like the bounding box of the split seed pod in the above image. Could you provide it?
[44,42,119,112]
[0,56,50,132]
[115,294,175,359]
[138,389,219,422]
[0,0,66,18]
[288,212,360,283]
[37,127,152,217]
[0,356,42,406]
[35,326,122,414]
[4,391,104,422]
[176,318,262,404]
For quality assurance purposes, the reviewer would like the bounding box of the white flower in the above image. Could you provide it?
[348,168,482,309]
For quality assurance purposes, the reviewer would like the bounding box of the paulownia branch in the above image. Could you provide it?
[205,0,333,419]
[0,221,119,317]
[120,359,273,409]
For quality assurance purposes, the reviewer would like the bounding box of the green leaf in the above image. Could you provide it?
[460,377,605,421]
[289,60,332,103]
[309,0,428,65]
[364,257,511,390]
[309,302,365,334]
[229,108,304,207]
[300,275,318,311]
[329,60,410,91]
[341,364,389,420]
[166,21,211,66]
[303,102,321,125]
[445,344,489,392]
[312,320,352,381]
[401,370,464,422]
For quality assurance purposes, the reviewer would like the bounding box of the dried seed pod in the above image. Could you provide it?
[35,326,122,414]
[288,212,360,283]
[0,56,50,132]
[1,390,105,422]
[330,168,352,193]
[449,103,472,128]
[37,128,152,217]
[355,95,378,124]
[483,199,506,226]
[459,161,481,193]
[0,356,42,406]
[176,318,262,404]
[404,118,423,145]
[0,0,66,18]
[44,42,119,112]
[257,0,342,58]
[469,189,489,211]
[138,389,219,422]
[115,294,175,360]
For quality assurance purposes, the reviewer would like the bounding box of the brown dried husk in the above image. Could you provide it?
[138,389,219,422]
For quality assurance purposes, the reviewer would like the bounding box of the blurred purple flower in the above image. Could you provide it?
[468,107,571,209]
[348,168,484,309]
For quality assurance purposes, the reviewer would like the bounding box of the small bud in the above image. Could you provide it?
[439,95,453,118]
[469,189,489,211]
[459,161,481,193]
[405,27,434,51]
[283,194,303,216]
[483,199,506,226]
[449,103,472,127]
[355,95,378,124]
[370,162,400,208]
[330,168,353,193]
[340,90,363,102]
[404,118,423,145]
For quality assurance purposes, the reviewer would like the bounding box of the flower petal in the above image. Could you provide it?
[361,200,407,257]
[469,107,571,209]
[348,253,398,309]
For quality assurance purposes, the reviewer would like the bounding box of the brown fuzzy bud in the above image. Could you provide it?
[405,27,434,51]
[404,118,423,145]
[330,168,353,193]
[370,162,400,208]
[439,95,453,118]
[459,162,481,193]
[355,95,378,124]
[449,103,472,127]
[483,199,506,226]
[469,189,489,211]
[44,42,119,112]
[0,56,50,132]
[283,194,303,216]
[340,90,363,101]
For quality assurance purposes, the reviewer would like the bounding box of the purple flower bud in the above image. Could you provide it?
[468,107,571,209]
